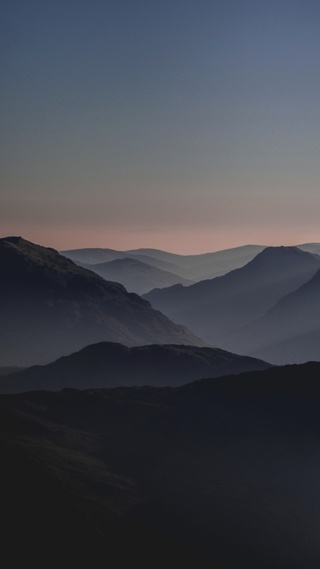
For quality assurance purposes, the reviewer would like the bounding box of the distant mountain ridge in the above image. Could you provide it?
[0,341,270,394]
[78,257,193,294]
[61,244,266,281]
[143,247,320,353]
[297,242,320,255]
[0,236,204,366]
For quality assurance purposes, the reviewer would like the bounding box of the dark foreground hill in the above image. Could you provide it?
[0,341,270,394]
[2,362,320,567]
[0,237,203,366]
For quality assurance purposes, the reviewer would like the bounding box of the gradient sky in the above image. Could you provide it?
[2,0,320,253]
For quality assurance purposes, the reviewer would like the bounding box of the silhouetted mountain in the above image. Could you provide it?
[2,362,320,567]
[0,341,270,394]
[0,237,204,366]
[144,247,320,347]
[78,257,193,294]
[62,244,266,281]
[233,267,320,364]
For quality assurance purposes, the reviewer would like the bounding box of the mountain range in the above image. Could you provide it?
[0,341,270,394]
[2,362,320,567]
[77,256,193,294]
[3,233,320,567]
[3,236,320,367]
[0,236,203,366]
[62,244,266,281]
[144,246,320,360]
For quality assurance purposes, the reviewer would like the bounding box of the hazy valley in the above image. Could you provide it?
[144,246,320,364]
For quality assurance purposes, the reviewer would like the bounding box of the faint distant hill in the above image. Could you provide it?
[297,242,320,255]
[2,362,320,567]
[0,237,204,367]
[0,341,270,394]
[143,247,320,348]
[61,244,266,281]
[127,244,267,280]
[232,267,320,364]
[61,247,182,274]
[78,257,193,295]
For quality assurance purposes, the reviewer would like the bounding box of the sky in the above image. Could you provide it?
[1,0,320,253]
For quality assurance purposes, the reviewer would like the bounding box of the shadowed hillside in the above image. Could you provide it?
[232,267,320,364]
[0,341,270,394]
[0,237,204,366]
[144,247,320,351]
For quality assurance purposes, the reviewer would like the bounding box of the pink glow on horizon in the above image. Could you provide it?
[1,222,320,254]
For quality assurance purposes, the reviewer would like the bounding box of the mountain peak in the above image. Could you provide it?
[246,245,320,269]
[1,235,23,243]
[254,245,305,257]
[0,235,58,258]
